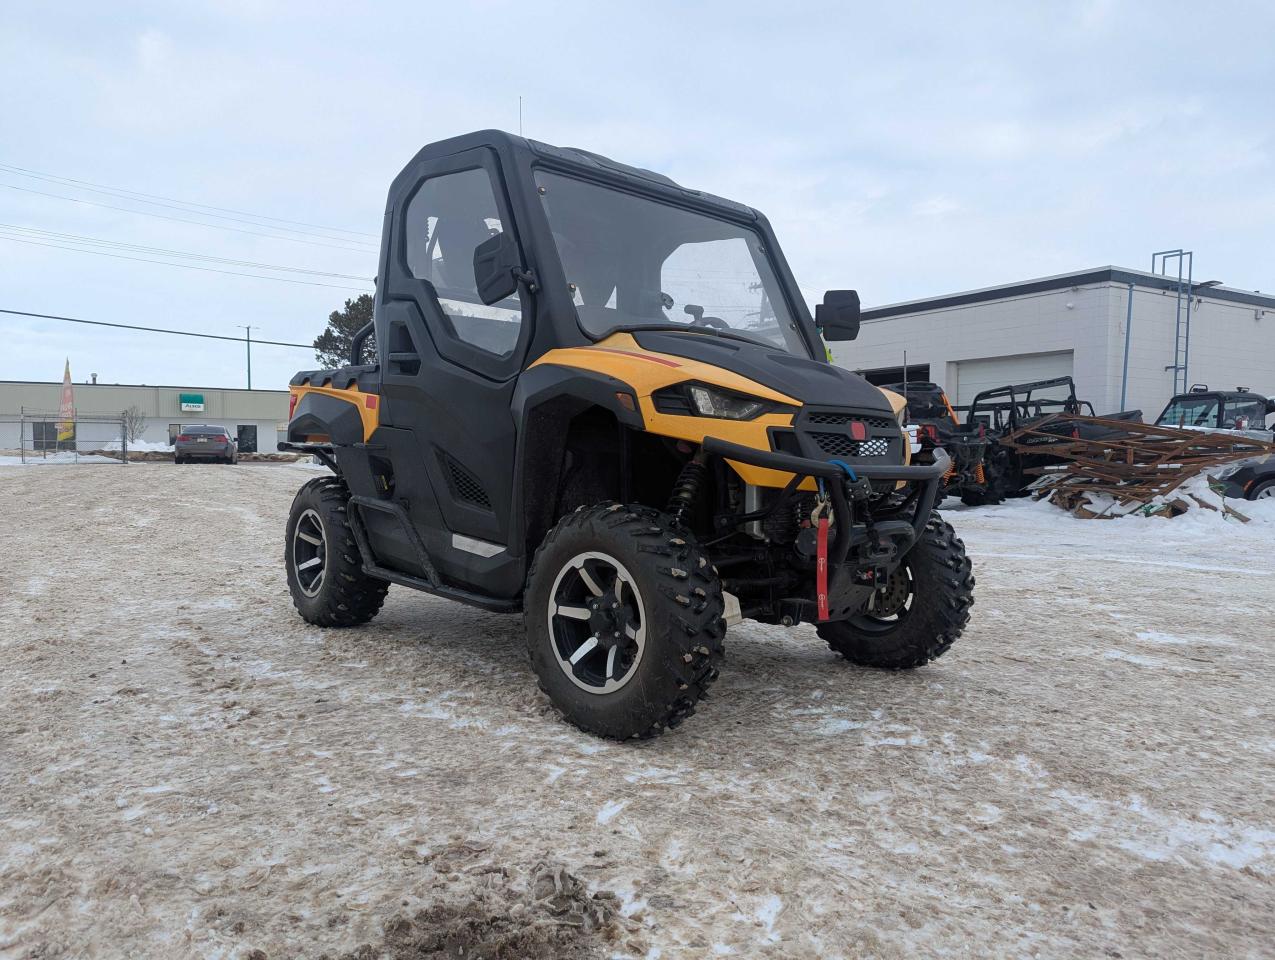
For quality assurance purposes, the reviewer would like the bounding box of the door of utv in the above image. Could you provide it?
[375,147,531,599]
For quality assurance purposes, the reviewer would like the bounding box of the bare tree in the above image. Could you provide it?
[121,405,147,445]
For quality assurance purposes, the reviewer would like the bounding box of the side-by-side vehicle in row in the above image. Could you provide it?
[279,130,974,739]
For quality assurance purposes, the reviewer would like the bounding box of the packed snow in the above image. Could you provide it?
[1036,472,1275,528]
[99,438,175,452]
[0,451,121,465]
[1,463,1272,958]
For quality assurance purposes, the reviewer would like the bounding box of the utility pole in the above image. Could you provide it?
[240,325,254,389]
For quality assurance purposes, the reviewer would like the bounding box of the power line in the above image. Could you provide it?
[0,234,373,291]
[1,183,377,252]
[1,307,315,349]
[0,223,373,281]
[0,161,378,239]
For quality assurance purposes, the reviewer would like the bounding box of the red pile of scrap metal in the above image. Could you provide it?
[1001,414,1275,519]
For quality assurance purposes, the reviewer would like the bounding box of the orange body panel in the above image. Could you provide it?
[530,333,905,490]
[289,383,380,442]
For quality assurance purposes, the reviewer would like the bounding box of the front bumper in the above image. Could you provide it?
[702,435,950,551]
[177,446,233,459]
[703,437,952,623]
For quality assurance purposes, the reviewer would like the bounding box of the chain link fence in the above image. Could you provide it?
[4,409,131,464]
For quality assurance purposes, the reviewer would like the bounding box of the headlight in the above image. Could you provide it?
[1213,460,1247,481]
[688,385,767,420]
[652,383,791,420]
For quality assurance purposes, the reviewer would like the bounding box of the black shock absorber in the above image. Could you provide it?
[667,450,708,527]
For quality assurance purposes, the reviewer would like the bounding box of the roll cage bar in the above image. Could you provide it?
[959,376,1089,433]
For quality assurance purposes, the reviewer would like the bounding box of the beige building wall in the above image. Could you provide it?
[0,381,290,449]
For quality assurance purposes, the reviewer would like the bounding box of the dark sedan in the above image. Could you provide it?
[175,425,238,464]
[1216,455,1275,501]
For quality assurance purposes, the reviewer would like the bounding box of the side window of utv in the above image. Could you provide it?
[403,168,522,357]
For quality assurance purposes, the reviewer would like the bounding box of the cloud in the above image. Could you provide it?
[1,1,1272,387]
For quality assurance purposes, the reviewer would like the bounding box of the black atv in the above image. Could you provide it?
[280,130,974,739]
[880,381,991,504]
[949,376,1140,505]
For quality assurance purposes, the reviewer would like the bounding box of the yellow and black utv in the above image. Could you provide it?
[281,130,973,739]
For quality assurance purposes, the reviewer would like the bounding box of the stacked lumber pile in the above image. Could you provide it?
[1001,414,1275,519]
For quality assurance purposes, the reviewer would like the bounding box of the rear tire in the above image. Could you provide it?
[285,476,389,627]
[524,503,725,739]
[817,515,973,669]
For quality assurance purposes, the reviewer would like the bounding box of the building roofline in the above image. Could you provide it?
[0,380,289,394]
[861,266,1275,320]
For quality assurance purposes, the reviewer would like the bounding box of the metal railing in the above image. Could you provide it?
[5,409,131,464]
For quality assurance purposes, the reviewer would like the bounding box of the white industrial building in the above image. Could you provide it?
[832,266,1275,418]
[0,380,289,452]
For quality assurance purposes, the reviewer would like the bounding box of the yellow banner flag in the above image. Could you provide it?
[57,359,75,442]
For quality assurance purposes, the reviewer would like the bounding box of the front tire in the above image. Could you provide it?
[285,476,389,627]
[525,503,725,739]
[1248,479,1275,501]
[817,515,973,669]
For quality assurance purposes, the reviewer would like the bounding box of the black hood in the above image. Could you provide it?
[633,330,891,412]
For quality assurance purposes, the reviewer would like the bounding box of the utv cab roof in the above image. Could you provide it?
[392,129,760,221]
[880,381,947,397]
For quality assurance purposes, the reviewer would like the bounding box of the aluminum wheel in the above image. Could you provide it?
[1254,484,1275,500]
[547,550,646,694]
[292,508,328,598]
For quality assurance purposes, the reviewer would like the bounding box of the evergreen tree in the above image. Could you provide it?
[314,294,376,368]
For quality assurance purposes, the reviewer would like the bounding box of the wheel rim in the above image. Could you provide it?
[849,564,915,633]
[547,551,646,694]
[292,508,328,597]
[1255,484,1275,500]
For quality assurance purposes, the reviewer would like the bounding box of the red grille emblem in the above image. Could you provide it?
[848,420,867,441]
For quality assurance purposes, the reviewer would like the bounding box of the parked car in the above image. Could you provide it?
[1214,456,1275,501]
[175,425,238,464]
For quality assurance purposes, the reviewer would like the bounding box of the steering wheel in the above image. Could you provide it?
[684,304,729,330]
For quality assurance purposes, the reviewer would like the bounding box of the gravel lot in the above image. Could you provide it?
[2,463,1273,958]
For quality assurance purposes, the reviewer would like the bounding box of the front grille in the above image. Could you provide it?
[806,412,892,429]
[790,407,902,474]
[810,433,891,458]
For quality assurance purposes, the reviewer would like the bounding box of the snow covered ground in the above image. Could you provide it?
[0,451,122,465]
[1,464,1272,958]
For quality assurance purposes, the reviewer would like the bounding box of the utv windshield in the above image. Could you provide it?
[1157,396,1220,428]
[535,171,809,355]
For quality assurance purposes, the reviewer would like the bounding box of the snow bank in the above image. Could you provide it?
[1025,474,1275,534]
[0,453,121,466]
[99,438,174,452]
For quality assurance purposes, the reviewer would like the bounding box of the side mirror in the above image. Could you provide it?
[816,289,861,341]
[473,232,521,305]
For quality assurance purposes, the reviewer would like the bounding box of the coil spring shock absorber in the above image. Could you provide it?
[667,450,708,527]
[974,462,986,485]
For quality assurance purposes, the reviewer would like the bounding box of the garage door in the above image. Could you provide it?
[953,351,1074,408]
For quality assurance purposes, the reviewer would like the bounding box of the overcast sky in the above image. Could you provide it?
[3,1,1272,390]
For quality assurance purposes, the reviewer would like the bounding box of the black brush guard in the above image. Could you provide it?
[702,437,951,621]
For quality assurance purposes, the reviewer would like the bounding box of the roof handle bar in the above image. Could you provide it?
[350,320,374,366]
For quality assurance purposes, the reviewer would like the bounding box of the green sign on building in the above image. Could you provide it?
[179,393,205,412]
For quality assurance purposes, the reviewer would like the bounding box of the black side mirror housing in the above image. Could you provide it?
[473,233,521,305]
[816,290,861,341]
